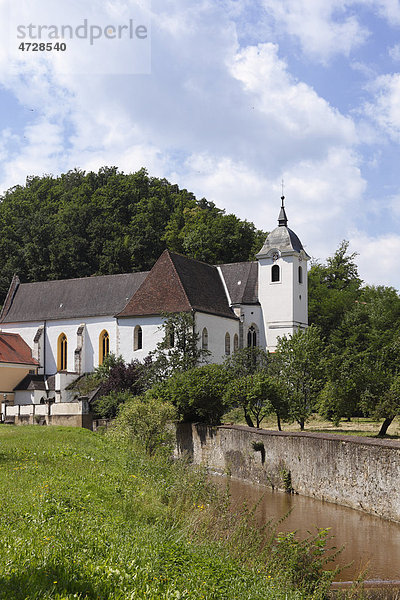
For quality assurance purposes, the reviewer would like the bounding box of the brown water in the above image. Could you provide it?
[212,475,400,583]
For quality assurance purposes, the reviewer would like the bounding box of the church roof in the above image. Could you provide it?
[0,272,148,323]
[118,250,238,320]
[218,262,259,305]
[0,332,39,366]
[257,225,304,256]
[256,197,309,259]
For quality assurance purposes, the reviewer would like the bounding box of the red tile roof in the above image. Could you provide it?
[0,333,39,366]
[118,250,238,320]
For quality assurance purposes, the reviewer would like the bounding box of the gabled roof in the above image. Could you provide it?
[14,374,55,391]
[0,333,39,366]
[0,272,148,323]
[118,250,237,320]
[218,262,259,305]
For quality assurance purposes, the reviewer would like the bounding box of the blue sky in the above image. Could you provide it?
[1,0,400,289]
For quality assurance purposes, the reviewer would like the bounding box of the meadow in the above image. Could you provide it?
[0,425,355,600]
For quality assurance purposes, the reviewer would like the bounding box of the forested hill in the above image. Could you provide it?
[0,167,266,304]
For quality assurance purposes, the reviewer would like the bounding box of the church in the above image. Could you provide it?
[0,198,309,426]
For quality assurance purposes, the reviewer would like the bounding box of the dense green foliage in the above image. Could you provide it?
[0,426,340,599]
[275,326,325,431]
[0,167,266,304]
[150,363,230,425]
[224,372,282,428]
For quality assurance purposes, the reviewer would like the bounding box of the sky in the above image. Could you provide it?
[0,0,400,290]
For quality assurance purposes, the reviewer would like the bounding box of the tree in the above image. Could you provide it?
[224,347,269,379]
[329,285,400,434]
[224,372,284,428]
[308,241,362,340]
[0,167,266,306]
[373,374,400,437]
[150,312,210,379]
[151,364,229,425]
[275,326,325,430]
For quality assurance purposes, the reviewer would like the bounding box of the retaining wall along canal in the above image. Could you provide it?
[175,424,400,522]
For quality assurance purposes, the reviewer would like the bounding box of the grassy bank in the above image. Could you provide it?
[0,426,347,599]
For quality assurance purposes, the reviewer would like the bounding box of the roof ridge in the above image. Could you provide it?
[15,271,149,287]
[0,274,20,323]
[217,261,257,268]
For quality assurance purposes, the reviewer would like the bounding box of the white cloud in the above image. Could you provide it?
[260,0,369,62]
[0,0,395,291]
[229,43,355,142]
[172,146,366,264]
[374,0,400,25]
[259,0,400,63]
[349,232,400,291]
[364,73,400,141]
[389,43,400,62]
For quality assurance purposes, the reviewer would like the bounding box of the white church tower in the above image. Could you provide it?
[257,196,310,351]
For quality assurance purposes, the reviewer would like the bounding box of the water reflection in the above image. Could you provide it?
[211,475,400,582]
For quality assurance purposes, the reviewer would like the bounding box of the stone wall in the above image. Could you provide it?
[8,413,93,429]
[176,424,400,522]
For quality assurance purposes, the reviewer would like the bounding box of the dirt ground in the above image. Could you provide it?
[222,411,400,438]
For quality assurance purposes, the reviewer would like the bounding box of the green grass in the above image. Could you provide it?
[0,425,331,600]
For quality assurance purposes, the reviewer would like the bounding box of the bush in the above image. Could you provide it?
[113,394,177,456]
[92,390,132,420]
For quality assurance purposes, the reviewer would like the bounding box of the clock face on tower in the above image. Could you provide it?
[272,252,279,261]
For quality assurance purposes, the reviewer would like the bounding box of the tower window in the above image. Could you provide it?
[298,266,303,284]
[57,333,68,371]
[134,325,143,351]
[225,332,231,355]
[99,330,110,365]
[271,264,280,282]
[202,328,208,351]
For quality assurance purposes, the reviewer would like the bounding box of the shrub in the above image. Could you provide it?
[113,393,177,456]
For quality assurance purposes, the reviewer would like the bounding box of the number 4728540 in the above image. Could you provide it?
[18,42,66,51]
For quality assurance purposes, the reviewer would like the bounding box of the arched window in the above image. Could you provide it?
[233,333,239,352]
[247,325,258,348]
[202,328,208,351]
[298,266,303,284]
[99,330,110,365]
[225,332,231,355]
[134,325,143,351]
[57,333,68,371]
[271,264,280,282]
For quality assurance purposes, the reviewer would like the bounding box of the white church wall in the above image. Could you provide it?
[118,316,165,363]
[292,256,308,327]
[239,305,266,350]
[44,317,117,375]
[83,317,118,371]
[195,312,239,364]
[0,321,44,356]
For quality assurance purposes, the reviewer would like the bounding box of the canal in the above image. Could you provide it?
[212,475,400,583]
